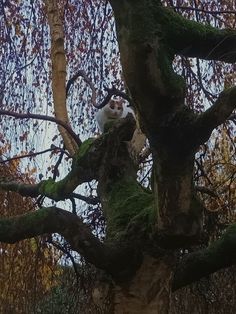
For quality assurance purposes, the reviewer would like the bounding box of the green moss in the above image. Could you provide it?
[105,178,155,240]
[75,138,94,161]
[208,224,236,254]
[20,207,51,228]
[37,138,98,201]
[116,1,186,98]
[159,6,225,48]
[0,208,52,242]
[103,119,118,133]
[157,47,185,97]
[39,178,71,201]
[116,1,227,98]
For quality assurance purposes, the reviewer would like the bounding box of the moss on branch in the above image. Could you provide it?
[173,224,236,291]
[0,206,143,281]
[105,178,154,240]
[0,207,58,243]
[160,7,236,62]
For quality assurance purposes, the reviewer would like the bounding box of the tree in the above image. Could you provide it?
[0,0,236,313]
[0,155,62,313]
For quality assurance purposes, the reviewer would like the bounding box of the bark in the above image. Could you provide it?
[1,1,236,310]
[92,255,174,314]
[110,0,236,245]
[45,0,78,155]
[195,87,236,143]
[0,206,142,280]
[113,255,174,314]
[0,138,97,201]
[172,224,236,291]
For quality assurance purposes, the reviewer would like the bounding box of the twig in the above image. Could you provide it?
[0,146,69,164]
[96,86,133,109]
[66,69,96,106]
[0,109,81,146]
[172,6,236,15]
[195,185,218,197]
[71,192,100,205]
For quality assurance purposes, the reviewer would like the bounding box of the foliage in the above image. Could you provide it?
[0,159,62,313]
[0,0,236,312]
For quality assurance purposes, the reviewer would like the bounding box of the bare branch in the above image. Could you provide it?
[96,86,133,109]
[0,109,82,146]
[172,224,236,291]
[66,69,97,106]
[52,147,66,180]
[71,193,100,205]
[172,6,236,16]
[0,146,69,164]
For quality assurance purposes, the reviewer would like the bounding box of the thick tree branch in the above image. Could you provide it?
[0,179,41,197]
[194,87,236,144]
[0,206,141,280]
[0,163,94,201]
[112,2,236,63]
[0,117,136,201]
[195,186,218,197]
[45,0,78,155]
[163,7,236,63]
[0,207,106,265]
[172,224,236,291]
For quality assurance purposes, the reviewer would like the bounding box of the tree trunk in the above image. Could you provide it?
[92,255,174,314]
[152,152,203,247]
[114,255,174,314]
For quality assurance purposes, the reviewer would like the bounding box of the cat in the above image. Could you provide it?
[96,99,135,133]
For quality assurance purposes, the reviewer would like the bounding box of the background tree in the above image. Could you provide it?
[0,151,62,313]
[0,0,236,313]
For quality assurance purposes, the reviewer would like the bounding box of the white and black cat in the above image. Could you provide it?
[96,99,134,133]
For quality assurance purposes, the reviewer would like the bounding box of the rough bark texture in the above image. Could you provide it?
[113,255,174,314]
[110,0,236,246]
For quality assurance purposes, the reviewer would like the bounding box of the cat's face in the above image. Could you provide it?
[104,100,124,118]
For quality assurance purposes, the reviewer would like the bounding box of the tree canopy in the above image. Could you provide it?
[0,0,236,312]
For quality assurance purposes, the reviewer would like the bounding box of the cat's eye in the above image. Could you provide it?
[110,101,115,109]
